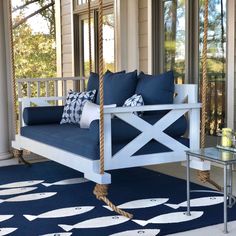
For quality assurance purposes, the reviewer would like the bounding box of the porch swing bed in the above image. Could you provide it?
[12,70,208,185]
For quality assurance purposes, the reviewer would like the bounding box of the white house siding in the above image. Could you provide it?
[138,0,148,73]
[59,0,74,77]
[234,0,236,129]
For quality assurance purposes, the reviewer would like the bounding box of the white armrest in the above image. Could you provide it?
[19,96,66,103]
[104,103,201,114]
[19,96,66,127]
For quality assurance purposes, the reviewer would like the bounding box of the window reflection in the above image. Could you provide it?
[163,0,185,84]
[199,0,226,135]
[82,13,115,77]
[103,13,115,72]
[82,18,95,77]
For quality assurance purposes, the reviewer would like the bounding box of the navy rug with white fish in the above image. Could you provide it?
[0,161,234,236]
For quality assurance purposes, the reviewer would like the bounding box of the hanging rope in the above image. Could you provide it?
[8,1,31,165]
[8,0,18,135]
[88,0,92,73]
[93,0,132,219]
[98,0,105,175]
[198,0,221,192]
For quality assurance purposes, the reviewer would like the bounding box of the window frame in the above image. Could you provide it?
[73,2,114,76]
[152,0,233,139]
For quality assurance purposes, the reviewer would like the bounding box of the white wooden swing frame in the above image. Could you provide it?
[12,77,210,185]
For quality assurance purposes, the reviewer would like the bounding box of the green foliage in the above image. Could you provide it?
[13,13,56,98]
[13,18,56,80]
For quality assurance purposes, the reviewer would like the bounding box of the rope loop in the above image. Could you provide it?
[93,184,108,200]
[93,184,133,219]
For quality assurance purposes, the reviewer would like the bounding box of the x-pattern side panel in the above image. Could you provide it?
[113,109,189,160]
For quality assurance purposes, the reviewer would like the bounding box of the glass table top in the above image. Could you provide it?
[186,147,236,164]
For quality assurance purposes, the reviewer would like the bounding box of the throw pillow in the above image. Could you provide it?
[80,101,116,128]
[60,90,96,125]
[87,70,126,104]
[136,71,175,105]
[97,70,138,106]
[123,94,144,115]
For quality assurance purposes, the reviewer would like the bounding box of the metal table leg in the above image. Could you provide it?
[186,153,191,216]
[224,164,228,234]
[228,164,233,207]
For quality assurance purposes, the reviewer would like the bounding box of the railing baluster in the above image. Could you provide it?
[46,81,49,97]
[73,80,77,91]
[54,80,58,97]
[63,80,67,97]
[27,82,31,97]
[18,82,22,99]
[37,82,40,97]
[54,80,58,105]
[80,78,85,92]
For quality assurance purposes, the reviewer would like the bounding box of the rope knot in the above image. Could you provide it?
[93,184,108,200]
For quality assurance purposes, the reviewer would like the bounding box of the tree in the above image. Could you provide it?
[13,0,55,37]
[12,1,57,96]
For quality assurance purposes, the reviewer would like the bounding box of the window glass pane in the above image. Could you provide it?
[77,0,96,6]
[103,13,115,72]
[199,0,226,135]
[163,0,185,84]
[82,18,95,77]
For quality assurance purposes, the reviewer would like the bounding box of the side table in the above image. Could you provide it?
[186,147,236,234]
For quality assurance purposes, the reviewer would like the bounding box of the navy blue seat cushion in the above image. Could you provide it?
[23,106,64,125]
[136,71,175,109]
[21,124,100,160]
[90,113,188,143]
[96,70,138,106]
[113,137,189,156]
[21,124,188,160]
[87,70,125,104]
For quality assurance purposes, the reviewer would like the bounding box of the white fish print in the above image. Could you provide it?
[59,215,130,232]
[109,229,160,236]
[39,233,72,236]
[0,228,17,236]
[133,211,204,226]
[0,180,44,189]
[42,178,89,187]
[190,190,223,195]
[0,215,13,223]
[103,198,169,211]
[0,187,37,196]
[165,196,224,209]
[24,206,95,221]
[0,192,56,204]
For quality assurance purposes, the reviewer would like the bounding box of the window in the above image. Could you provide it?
[199,0,227,135]
[73,1,114,76]
[82,17,95,76]
[154,0,227,137]
[163,0,185,84]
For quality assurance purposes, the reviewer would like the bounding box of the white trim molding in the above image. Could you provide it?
[55,0,62,77]
[227,0,235,130]
[0,0,13,160]
[114,0,139,71]
[147,0,152,74]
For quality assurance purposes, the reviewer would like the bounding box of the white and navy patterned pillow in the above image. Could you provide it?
[60,90,96,124]
[123,94,144,115]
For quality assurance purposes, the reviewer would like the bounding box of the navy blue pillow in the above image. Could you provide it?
[136,71,175,105]
[87,70,125,92]
[87,70,126,104]
[23,106,64,125]
[87,72,99,92]
[97,70,138,106]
